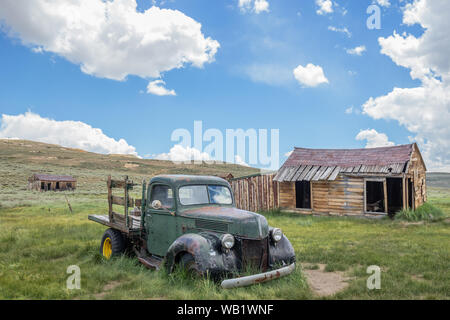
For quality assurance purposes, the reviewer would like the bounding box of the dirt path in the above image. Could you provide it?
[94,281,123,300]
[301,263,352,297]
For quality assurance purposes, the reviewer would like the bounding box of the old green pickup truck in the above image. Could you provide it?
[89,175,296,288]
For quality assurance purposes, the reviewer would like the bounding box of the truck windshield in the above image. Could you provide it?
[179,185,233,206]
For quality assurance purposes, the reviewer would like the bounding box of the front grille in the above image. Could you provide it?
[195,219,229,232]
[240,238,269,272]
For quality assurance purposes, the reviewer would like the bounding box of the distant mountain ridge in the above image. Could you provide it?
[427,172,450,189]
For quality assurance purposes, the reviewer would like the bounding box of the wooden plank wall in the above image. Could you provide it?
[312,175,364,215]
[279,182,295,208]
[278,175,365,216]
[231,174,279,212]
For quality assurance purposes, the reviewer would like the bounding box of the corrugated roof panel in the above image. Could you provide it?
[303,166,321,181]
[297,165,313,181]
[328,166,341,181]
[284,167,300,181]
[319,166,335,180]
[291,165,307,181]
[312,166,327,181]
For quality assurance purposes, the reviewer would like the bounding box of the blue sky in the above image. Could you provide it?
[0,1,448,171]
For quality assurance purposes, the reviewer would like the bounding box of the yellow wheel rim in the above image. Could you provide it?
[103,237,112,259]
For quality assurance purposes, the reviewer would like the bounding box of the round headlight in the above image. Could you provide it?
[221,234,235,249]
[272,228,283,242]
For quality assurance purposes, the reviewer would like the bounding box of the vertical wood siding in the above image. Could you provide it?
[231,174,279,212]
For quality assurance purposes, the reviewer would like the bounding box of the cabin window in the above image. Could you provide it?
[295,181,311,209]
[150,185,174,208]
[365,180,385,213]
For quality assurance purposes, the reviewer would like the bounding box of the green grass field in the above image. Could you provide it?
[0,139,449,300]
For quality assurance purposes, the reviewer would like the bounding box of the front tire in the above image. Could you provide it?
[100,228,126,259]
[180,253,201,276]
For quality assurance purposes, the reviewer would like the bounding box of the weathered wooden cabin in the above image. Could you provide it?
[217,173,234,182]
[28,174,77,191]
[273,143,426,217]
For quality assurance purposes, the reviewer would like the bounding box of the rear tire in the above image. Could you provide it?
[100,228,126,259]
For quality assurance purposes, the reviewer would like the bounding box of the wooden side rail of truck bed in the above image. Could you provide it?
[88,176,145,235]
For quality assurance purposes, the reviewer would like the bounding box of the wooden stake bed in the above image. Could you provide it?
[88,214,141,235]
[88,175,144,236]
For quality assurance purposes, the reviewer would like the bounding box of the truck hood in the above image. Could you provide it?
[181,206,269,240]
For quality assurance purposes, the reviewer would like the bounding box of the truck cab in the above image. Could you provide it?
[89,175,296,288]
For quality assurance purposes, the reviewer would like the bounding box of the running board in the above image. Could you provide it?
[138,255,162,270]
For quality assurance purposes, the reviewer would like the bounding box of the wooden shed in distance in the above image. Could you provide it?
[28,174,77,192]
[274,143,426,217]
[216,173,234,182]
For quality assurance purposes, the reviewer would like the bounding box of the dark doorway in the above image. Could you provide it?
[41,182,45,190]
[56,182,60,190]
[47,183,51,191]
[295,181,311,209]
[408,178,413,209]
[365,181,385,213]
[387,178,403,215]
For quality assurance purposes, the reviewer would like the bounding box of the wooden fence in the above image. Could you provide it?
[231,174,279,212]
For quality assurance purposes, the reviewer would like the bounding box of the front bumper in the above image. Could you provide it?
[220,263,296,289]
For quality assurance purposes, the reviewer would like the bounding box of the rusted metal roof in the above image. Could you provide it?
[274,144,414,182]
[31,174,76,182]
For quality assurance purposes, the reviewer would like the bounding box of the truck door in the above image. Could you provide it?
[145,184,178,257]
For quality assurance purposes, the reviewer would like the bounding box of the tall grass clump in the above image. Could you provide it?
[395,202,445,221]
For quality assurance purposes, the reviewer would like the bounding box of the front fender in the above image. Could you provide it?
[165,233,238,276]
[268,228,296,268]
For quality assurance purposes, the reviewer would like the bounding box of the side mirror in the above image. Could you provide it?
[151,200,162,210]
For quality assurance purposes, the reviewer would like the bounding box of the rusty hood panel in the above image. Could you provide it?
[181,206,269,240]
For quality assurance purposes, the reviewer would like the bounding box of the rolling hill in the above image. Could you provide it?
[0,139,259,208]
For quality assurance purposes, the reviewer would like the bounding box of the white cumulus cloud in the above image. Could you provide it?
[234,155,249,167]
[154,144,211,163]
[0,0,219,89]
[362,0,450,171]
[154,144,251,167]
[316,0,333,15]
[356,129,395,148]
[293,63,329,87]
[239,0,270,14]
[147,80,176,96]
[345,106,361,114]
[0,112,138,156]
[346,45,366,56]
[375,0,390,7]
